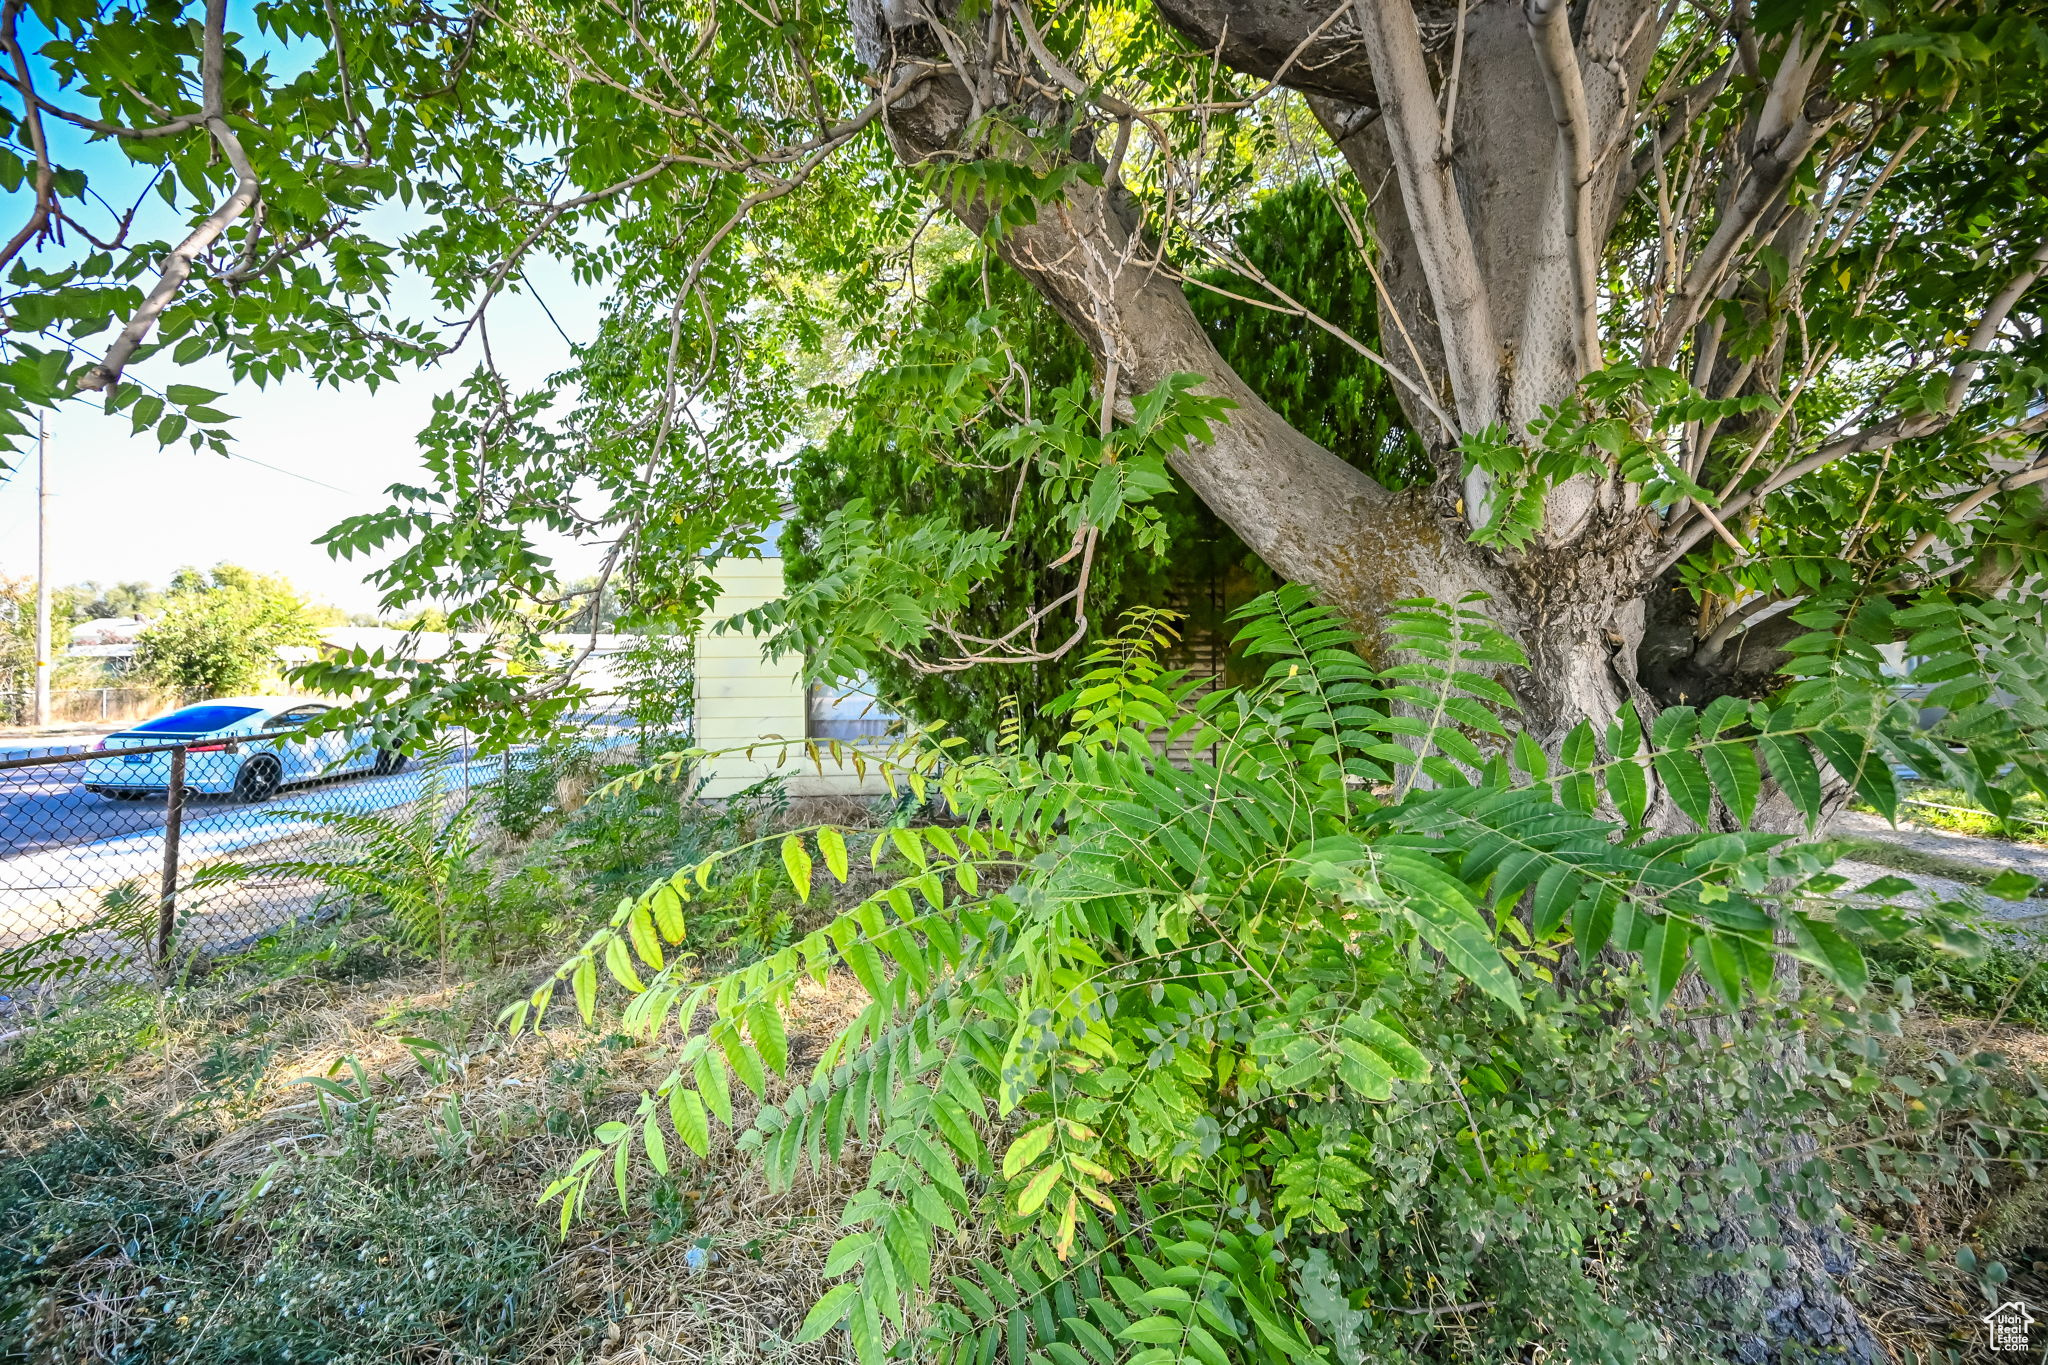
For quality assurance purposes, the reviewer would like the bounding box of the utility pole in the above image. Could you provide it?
[33,412,51,728]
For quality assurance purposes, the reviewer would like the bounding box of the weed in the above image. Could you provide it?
[232,769,490,971]
[1854,784,2048,845]
[1868,931,2048,1029]
[492,734,606,841]
[0,1120,561,1365]
[0,986,158,1099]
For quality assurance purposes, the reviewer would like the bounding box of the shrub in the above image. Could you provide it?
[491,733,606,842]
[1867,932,2048,1029]
[510,590,2035,1361]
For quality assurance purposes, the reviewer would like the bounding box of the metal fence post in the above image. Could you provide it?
[156,744,186,977]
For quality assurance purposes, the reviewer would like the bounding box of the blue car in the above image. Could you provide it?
[80,696,402,802]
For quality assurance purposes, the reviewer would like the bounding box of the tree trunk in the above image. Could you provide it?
[846,0,1885,1351]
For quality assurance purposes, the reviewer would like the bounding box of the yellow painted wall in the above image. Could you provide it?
[694,556,893,799]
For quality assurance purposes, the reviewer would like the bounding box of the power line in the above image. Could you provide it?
[219,449,360,496]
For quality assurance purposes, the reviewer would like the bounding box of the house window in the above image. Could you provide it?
[807,677,897,742]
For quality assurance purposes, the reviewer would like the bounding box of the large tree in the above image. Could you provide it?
[3,2,2047,1355]
[0,0,2040,759]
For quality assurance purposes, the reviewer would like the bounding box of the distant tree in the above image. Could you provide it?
[65,581,164,621]
[0,575,101,715]
[0,576,35,698]
[556,576,631,635]
[134,565,321,697]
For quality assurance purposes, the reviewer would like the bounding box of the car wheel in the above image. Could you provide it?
[233,755,283,802]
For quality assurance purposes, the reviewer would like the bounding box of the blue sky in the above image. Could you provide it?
[0,7,605,614]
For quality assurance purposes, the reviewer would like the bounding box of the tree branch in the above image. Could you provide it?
[1618,56,1731,224]
[1900,450,2048,564]
[1655,235,2048,573]
[1944,236,2048,412]
[76,0,257,398]
[0,0,58,276]
[1526,0,1602,370]
[1348,0,1500,430]
[1649,24,1833,363]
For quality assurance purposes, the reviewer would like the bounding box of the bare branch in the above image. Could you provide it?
[444,59,946,357]
[1944,237,2048,412]
[1527,0,1602,369]
[1174,234,1456,435]
[0,0,58,276]
[1649,24,1834,363]
[1656,233,2048,573]
[1618,56,1731,220]
[1348,0,1500,430]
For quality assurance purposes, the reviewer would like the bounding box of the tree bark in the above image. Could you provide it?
[847,1,1896,1356]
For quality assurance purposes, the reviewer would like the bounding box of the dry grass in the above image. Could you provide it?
[0,922,899,1364]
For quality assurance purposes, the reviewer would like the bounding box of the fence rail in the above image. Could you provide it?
[1,729,495,1000]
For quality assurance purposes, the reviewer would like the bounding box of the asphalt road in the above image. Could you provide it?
[2,762,207,857]
[0,762,399,858]
[0,717,629,862]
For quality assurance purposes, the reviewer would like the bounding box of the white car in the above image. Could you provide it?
[81,696,403,802]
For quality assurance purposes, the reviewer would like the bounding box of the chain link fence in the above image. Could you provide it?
[0,729,505,998]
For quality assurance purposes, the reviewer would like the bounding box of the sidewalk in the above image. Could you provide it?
[1835,809,2048,883]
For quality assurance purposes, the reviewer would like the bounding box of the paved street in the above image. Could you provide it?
[1,761,210,857]
[0,753,505,947]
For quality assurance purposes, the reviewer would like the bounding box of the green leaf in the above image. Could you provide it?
[819,826,851,882]
[1643,915,1691,1013]
[1652,751,1715,830]
[1003,1122,1055,1179]
[695,1049,734,1125]
[1531,863,1578,939]
[1758,734,1822,826]
[796,1284,862,1344]
[1015,1158,1065,1214]
[1120,1316,1188,1344]
[748,1000,790,1075]
[1691,928,1746,1010]
[604,935,644,993]
[1984,870,2039,902]
[1809,728,1897,821]
[669,1085,711,1156]
[572,955,597,1025]
[1334,1038,1394,1100]
[782,834,814,903]
[1606,760,1649,828]
[651,884,688,943]
[1388,856,1523,1017]
[1702,741,1761,828]
[1792,915,1869,999]
[642,1111,669,1175]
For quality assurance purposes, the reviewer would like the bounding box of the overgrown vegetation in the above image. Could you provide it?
[131,566,324,698]
[0,757,887,1364]
[496,590,2047,1363]
[1873,785,2048,845]
[6,598,2048,1360]
[784,182,1419,746]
